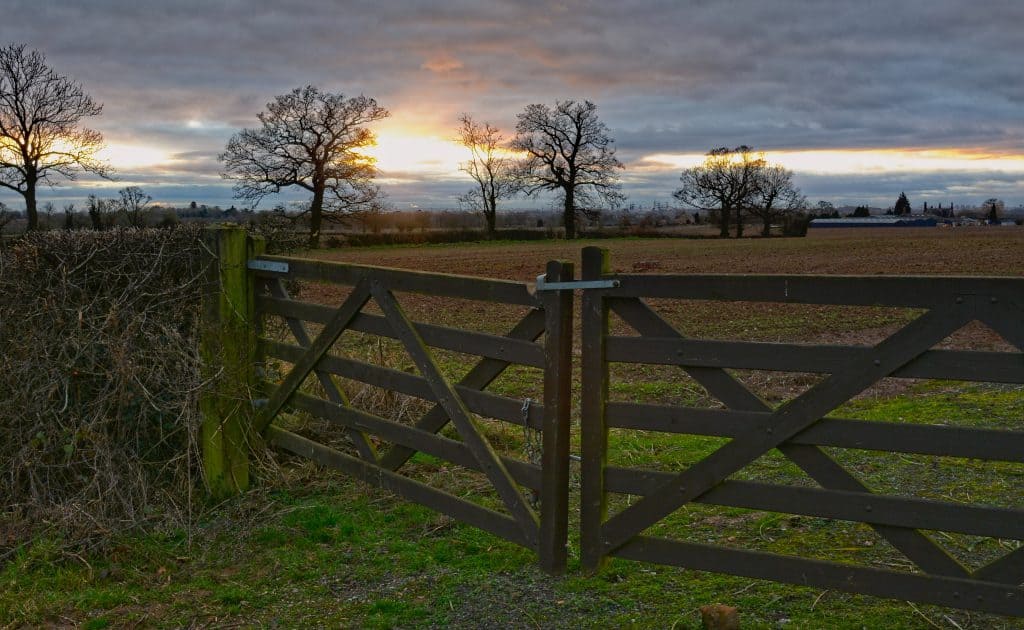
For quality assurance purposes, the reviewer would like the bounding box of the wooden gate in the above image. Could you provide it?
[578,246,1024,616]
[246,250,574,574]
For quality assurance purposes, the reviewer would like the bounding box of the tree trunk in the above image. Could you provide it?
[734,207,744,238]
[309,184,324,248]
[24,183,38,231]
[761,216,772,237]
[485,210,496,238]
[563,188,576,239]
[718,205,730,238]
[89,207,103,230]
[485,194,497,238]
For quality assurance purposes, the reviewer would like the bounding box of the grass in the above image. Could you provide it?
[5,231,1024,628]
[6,386,1019,627]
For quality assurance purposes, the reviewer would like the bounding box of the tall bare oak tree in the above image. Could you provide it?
[456,114,520,237]
[748,164,805,236]
[511,100,622,239]
[674,146,763,238]
[220,86,389,247]
[0,44,109,230]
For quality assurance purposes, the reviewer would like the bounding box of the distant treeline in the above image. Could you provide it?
[2,197,1017,249]
[1,200,717,242]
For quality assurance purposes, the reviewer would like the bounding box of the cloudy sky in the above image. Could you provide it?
[2,0,1023,211]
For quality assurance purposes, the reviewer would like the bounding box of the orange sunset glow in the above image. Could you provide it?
[98,143,176,170]
[3,1,1023,210]
[362,130,466,177]
[639,148,1024,176]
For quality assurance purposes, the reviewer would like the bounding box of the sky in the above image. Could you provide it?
[2,0,1023,212]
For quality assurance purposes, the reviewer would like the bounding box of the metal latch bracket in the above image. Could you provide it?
[534,274,620,291]
[247,260,289,274]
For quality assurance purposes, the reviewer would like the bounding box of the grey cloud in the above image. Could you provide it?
[2,0,1023,208]
[793,172,1024,208]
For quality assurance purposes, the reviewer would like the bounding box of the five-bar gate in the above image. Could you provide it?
[577,246,1024,616]
[203,227,1024,616]
[247,249,574,574]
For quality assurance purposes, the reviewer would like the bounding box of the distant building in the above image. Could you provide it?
[809,216,939,228]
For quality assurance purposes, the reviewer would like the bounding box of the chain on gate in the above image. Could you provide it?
[521,397,542,508]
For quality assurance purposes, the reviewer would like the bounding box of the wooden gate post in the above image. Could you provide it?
[580,246,611,572]
[199,224,265,499]
[538,259,574,574]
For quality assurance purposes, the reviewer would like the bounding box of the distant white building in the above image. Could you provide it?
[809,216,938,228]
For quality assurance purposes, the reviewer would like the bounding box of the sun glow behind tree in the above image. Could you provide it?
[360,131,466,178]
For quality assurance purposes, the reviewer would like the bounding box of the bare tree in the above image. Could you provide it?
[117,185,152,227]
[674,146,762,238]
[748,164,806,237]
[0,201,13,243]
[87,194,115,231]
[41,201,55,229]
[220,85,389,247]
[0,44,110,231]
[511,100,623,239]
[456,114,520,237]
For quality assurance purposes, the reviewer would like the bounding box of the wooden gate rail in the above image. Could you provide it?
[578,245,1024,616]
[245,250,574,574]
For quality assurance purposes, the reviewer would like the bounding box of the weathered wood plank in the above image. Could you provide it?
[269,386,543,490]
[606,402,1024,462]
[261,339,545,429]
[613,536,1024,617]
[254,280,372,434]
[981,303,1024,352]
[785,443,969,577]
[371,283,540,545]
[973,547,1024,586]
[267,426,531,548]
[252,255,538,306]
[603,273,1024,308]
[609,297,778,412]
[264,279,377,461]
[258,295,545,368]
[539,260,574,575]
[599,303,972,558]
[606,337,1024,384]
[603,470,1024,540]
[606,297,972,578]
[200,226,261,498]
[580,247,612,573]
[376,308,548,472]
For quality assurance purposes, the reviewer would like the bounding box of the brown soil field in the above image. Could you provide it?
[272,225,1024,409]
[279,227,1024,408]
[311,227,1024,280]
[300,228,1023,346]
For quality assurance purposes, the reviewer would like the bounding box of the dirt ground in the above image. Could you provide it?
[311,227,1024,280]
[296,227,1024,407]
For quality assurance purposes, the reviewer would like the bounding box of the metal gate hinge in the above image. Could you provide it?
[534,274,620,291]
[248,259,289,273]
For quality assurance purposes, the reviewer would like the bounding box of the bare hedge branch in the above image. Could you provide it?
[0,226,207,550]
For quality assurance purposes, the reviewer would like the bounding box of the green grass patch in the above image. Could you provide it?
[4,383,1022,628]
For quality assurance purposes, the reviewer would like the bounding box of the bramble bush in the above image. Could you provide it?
[0,226,208,550]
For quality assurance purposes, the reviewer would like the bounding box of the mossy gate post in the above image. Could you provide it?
[199,225,265,499]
